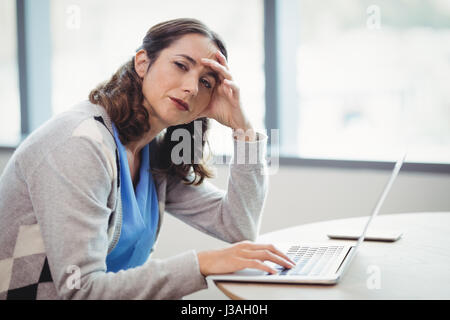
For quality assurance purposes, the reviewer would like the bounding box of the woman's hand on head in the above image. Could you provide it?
[198,51,255,138]
[196,241,296,276]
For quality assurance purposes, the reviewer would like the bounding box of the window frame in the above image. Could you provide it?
[16,0,52,139]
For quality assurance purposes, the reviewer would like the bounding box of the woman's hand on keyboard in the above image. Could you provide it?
[197,241,296,276]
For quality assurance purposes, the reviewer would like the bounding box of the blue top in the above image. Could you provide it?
[106,124,159,272]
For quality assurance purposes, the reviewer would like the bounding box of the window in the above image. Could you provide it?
[0,0,21,144]
[9,0,449,169]
[50,0,265,156]
[281,0,450,164]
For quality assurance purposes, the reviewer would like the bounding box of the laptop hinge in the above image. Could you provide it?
[335,247,354,274]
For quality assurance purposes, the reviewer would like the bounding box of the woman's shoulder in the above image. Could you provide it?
[14,100,117,178]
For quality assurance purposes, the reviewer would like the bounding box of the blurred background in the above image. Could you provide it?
[1,0,449,299]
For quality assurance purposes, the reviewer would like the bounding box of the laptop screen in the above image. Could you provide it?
[354,153,407,250]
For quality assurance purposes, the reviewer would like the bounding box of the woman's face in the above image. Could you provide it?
[135,33,219,128]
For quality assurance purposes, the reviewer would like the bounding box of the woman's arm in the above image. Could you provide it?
[165,131,268,243]
[165,131,295,275]
[28,136,206,299]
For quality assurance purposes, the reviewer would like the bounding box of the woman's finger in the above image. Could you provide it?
[223,79,237,99]
[242,243,296,266]
[245,259,278,275]
[243,249,294,270]
[201,58,233,81]
[215,50,228,68]
[223,79,239,92]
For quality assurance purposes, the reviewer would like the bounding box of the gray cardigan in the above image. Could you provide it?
[0,100,268,300]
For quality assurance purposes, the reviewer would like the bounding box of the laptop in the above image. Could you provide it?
[208,153,406,285]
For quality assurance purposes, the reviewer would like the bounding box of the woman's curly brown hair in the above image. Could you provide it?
[89,18,228,185]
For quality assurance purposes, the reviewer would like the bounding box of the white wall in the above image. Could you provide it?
[1,149,449,299]
[157,163,450,242]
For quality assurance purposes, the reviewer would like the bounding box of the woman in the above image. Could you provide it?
[0,18,294,300]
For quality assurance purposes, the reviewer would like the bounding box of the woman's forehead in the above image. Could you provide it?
[166,34,218,61]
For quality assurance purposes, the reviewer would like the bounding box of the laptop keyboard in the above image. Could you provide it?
[275,245,344,276]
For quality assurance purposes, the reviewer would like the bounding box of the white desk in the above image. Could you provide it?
[214,212,450,299]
